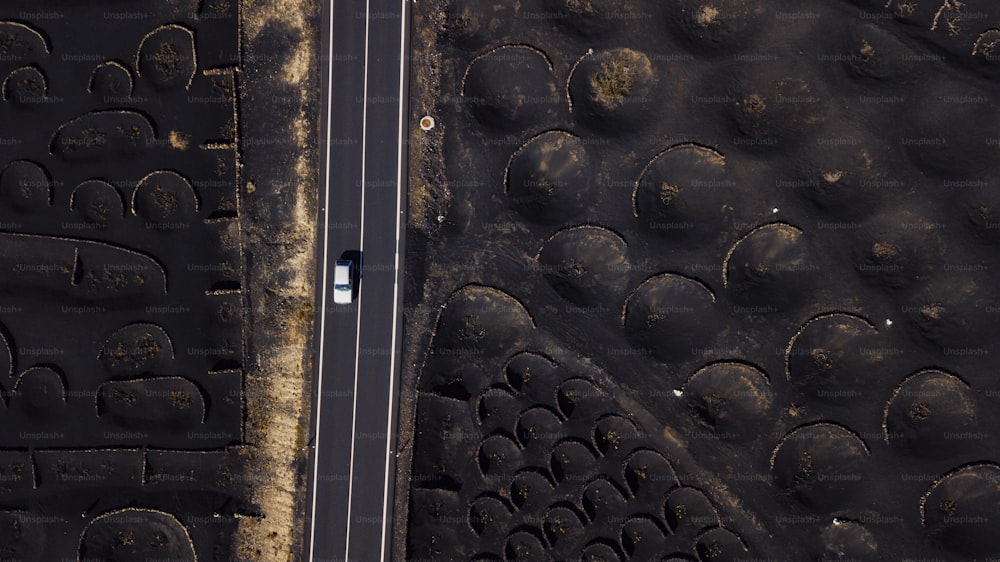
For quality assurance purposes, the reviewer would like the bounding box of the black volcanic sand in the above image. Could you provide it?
[400,0,1000,560]
[0,2,252,560]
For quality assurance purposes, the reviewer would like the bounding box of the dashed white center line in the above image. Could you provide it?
[343,0,372,559]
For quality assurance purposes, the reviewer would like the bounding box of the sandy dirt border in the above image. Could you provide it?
[234,1,321,560]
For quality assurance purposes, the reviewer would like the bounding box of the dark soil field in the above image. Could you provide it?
[0,1,319,560]
[396,1,1000,560]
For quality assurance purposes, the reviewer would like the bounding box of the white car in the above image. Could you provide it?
[333,259,355,304]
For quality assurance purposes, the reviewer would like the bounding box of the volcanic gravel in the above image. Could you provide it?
[399,1,1000,560]
[0,2,283,560]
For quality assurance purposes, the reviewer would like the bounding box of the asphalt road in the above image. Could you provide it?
[306,0,409,560]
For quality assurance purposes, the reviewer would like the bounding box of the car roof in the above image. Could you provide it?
[333,260,351,285]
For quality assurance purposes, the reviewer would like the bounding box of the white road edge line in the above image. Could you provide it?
[306,0,336,559]
[380,0,407,559]
[345,0,371,559]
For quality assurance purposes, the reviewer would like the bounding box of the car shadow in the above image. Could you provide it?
[340,250,363,299]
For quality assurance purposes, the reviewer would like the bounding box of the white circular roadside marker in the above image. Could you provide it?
[419,115,435,131]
